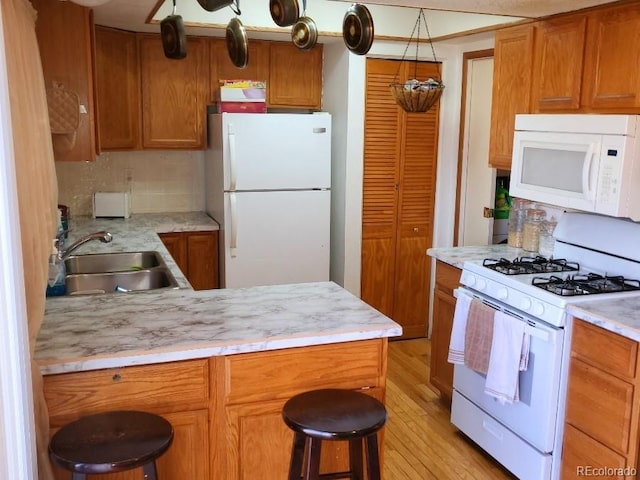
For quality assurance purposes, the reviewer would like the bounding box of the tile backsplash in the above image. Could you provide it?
[56,151,206,216]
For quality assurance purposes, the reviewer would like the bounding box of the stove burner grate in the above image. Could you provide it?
[483,256,580,275]
[532,273,640,296]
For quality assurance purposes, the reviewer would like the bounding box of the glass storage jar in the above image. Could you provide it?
[522,208,546,252]
[507,198,531,248]
[538,219,557,258]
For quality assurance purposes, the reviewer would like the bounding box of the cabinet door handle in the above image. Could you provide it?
[112,373,122,382]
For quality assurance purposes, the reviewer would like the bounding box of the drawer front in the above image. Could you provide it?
[220,339,386,404]
[435,261,461,294]
[572,319,637,378]
[562,424,627,480]
[44,359,209,424]
[566,357,634,454]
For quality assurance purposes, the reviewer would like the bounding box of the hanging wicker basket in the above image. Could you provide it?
[389,79,444,113]
[390,9,445,114]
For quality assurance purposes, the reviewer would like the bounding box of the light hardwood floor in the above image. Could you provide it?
[383,338,517,480]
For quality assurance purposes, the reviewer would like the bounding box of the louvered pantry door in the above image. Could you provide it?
[361,58,440,339]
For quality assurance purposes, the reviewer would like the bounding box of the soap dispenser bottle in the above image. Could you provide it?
[46,239,66,297]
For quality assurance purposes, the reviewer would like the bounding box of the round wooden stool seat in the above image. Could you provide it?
[49,410,173,478]
[282,389,387,480]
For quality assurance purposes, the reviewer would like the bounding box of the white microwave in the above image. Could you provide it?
[510,114,640,221]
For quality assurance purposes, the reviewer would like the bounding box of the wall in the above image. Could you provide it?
[55,150,205,216]
[0,2,38,478]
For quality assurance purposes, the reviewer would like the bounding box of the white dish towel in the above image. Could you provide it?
[484,311,530,404]
[447,292,472,365]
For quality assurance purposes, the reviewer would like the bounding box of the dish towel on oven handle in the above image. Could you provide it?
[447,292,472,364]
[463,299,495,374]
[484,311,531,404]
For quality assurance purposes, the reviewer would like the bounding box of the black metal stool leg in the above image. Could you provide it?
[289,432,307,480]
[364,433,381,480]
[304,437,322,480]
[142,461,158,480]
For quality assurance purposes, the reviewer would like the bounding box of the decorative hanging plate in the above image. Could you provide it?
[270,0,300,27]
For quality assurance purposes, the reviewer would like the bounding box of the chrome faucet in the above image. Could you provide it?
[58,231,112,260]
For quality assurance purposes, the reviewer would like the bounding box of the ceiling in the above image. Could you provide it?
[92,0,621,38]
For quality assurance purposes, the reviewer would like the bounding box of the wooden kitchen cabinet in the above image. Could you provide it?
[138,34,209,149]
[159,231,219,290]
[562,318,640,476]
[43,359,210,480]
[94,26,141,151]
[209,38,269,104]
[32,0,97,162]
[268,42,323,109]
[531,15,587,112]
[361,58,440,339]
[210,339,387,479]
[581,2,640,111]
[488,24,534,170]
[429,260,461,401]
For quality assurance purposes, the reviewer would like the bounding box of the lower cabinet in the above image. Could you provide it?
[159,231,219,290]
[429,260,461,401]
[43,359,210,480]
[562,318,640,477]
[210,339,388,480]
[42,339,388,480]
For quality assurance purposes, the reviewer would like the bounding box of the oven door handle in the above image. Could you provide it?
[454,288,550,343]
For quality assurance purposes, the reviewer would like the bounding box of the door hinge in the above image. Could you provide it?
[483,207,494,218]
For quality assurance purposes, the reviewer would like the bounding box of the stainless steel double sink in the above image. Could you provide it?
[64,251,179,295]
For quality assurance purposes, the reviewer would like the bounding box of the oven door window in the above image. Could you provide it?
[510,131,602,211]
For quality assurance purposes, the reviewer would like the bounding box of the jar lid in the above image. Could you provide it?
[526,208,546,220]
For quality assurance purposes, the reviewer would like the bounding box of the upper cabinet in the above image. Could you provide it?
[488,24,534,170]
[268,42,323,109]
[581,2,640,110]
[138,34,210,149]
[32,0,96,162]
[209,39,269,104]
[531,15,587,112]
[95,27,141,151]
[489,3,640,169]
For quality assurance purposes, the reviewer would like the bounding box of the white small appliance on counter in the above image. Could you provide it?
[510,114,640,220]
[205,113,331,289]
[93,192,130,218]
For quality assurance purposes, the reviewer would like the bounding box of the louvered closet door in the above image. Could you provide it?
[361,58,440,339]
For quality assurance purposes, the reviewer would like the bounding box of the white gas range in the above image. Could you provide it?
[451,212,640,480]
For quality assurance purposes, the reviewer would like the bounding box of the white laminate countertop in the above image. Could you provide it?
[63,212,219,289]
[37,281,402,375]
[567,297,640,342]
[427,245,529,269]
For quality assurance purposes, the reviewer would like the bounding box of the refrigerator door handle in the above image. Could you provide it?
[229,192,238,257]
[228,130,237,191]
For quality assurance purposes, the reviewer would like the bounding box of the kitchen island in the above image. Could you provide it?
[37,217,401,479]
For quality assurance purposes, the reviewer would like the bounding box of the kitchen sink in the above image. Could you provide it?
[65,251,164,274]
[66,269,179,295]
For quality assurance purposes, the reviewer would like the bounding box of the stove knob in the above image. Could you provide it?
[464,273,476,287]
[520,298,532,311]
[476,278,487,291]
[497,288,508,300]
[532,302,545,316]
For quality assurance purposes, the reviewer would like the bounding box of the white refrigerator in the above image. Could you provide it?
[205,112,331,288]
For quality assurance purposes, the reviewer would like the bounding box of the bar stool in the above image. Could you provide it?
[282,388,387,480]
[49,410,173,480]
